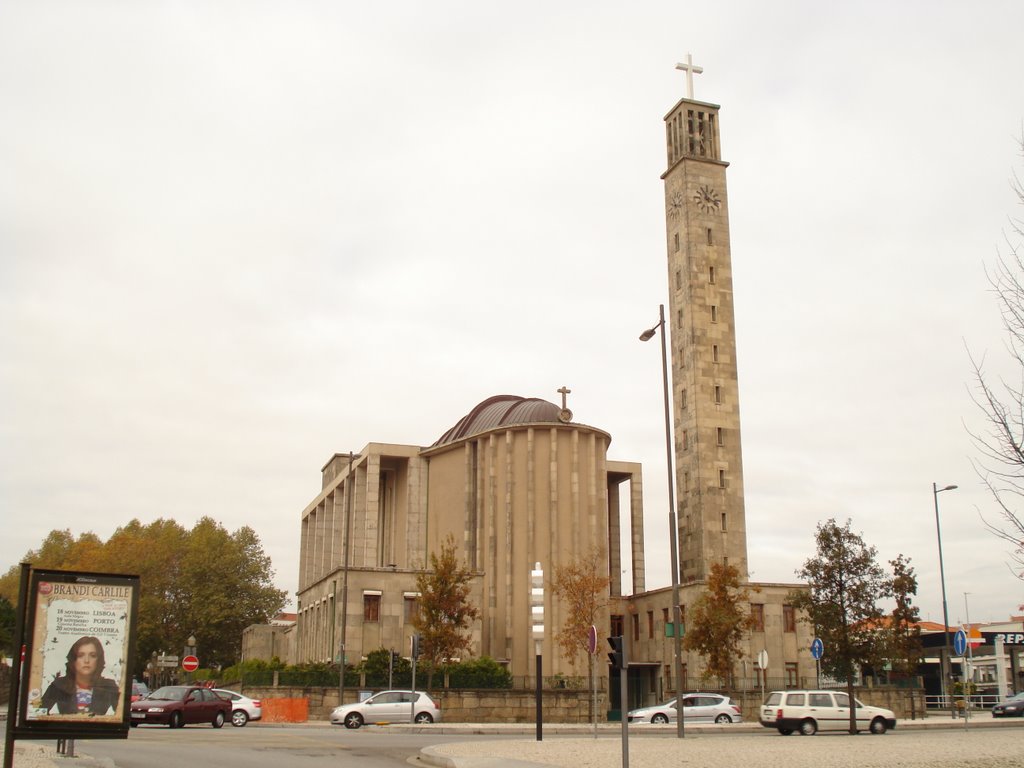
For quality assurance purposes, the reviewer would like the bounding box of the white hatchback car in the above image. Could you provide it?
[211,689,262,727]
[330,690,441,729]
[628,693,743,724]
[759,689,896,735]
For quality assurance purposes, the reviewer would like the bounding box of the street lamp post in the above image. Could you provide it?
[932,482,958,718]
[640,304,684,739]
[531,563,545,742]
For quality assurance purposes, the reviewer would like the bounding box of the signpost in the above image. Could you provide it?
[587,625,598,738]
[756,650,768,704]
[810,638,824,688]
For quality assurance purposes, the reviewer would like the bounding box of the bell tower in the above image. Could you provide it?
[663,55,749,582]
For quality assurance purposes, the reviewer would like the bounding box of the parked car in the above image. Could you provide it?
[991,691,1024,717]
[759,689,896,735]
[628,692,743,724]
[130,685,231,728]
[329,690,441,729]
[211,689,262,727]
[130,681,150,702]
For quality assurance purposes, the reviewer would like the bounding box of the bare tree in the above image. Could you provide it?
[682,562,755,688]
[549,548,610,675]
[968,133,1024,580]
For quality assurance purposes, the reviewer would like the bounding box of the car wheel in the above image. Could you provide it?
[414,712,434,724]
[651,713,669,725]
[170,712,183,729]
[715,713,732,724]
[212,711,225,728]
[344,712,364,729]
[129,722,138,728]
[799,719,817,736]
[778,728,793,735]
[231,710,249,727]
[869,718,887,735]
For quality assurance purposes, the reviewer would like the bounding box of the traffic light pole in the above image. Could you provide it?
[608,635,629,768]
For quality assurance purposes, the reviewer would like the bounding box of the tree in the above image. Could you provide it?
[0,518,287,674]
[789,519,892,734]
[0,595,15,658]
[682,562,755,687]
[411,534,480,689]
[969,134,1024,580]
[885,554,923,680]
[550,548,610,674]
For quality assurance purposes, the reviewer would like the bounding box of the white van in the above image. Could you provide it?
[759,690,896,735]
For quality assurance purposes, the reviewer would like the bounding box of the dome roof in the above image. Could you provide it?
[432,395,565,447]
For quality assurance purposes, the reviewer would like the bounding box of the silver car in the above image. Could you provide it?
[211,689,262,727]
[330,690,441,729]
[628,692,743,724]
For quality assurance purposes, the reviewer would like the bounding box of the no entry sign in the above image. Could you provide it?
[182,655,199,672]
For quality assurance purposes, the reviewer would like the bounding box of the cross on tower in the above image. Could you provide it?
[675,53,703,100]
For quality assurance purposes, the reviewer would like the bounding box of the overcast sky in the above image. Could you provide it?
[3,1,1023,629]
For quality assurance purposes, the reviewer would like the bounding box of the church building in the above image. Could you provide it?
[288,62,813,708]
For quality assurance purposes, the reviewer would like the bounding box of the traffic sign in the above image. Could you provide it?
[954,628,967,656]
[757,649,768,670]
[182,655,200,672]
[587,624,598,655]
[811,638,824,660]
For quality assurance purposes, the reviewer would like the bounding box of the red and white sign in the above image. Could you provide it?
[182,655,199,672]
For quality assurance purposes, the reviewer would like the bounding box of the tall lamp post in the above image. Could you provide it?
[640,304,684,739]
[932,482,957,718]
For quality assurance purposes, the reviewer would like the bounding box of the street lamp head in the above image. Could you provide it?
[936,484,958,493]
[639,327,657,342]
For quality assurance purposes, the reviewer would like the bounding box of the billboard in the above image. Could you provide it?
[14,568,139,739]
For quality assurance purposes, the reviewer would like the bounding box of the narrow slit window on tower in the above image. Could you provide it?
[716,427,724,445]
[674,232,680,252]
[709,265,716,284]
[681,388,687,409]
[675,269,682,290]
[711,305,718,323]
[712,344,720,362]
[682,430,688,450]
[707,228,713,246]
[718,468,726,488]
[714,385,722,404]
[721,512,727,531]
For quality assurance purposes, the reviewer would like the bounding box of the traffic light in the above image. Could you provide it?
[391,650,400,666]
[607,635,626,670]
[411,634,421,659]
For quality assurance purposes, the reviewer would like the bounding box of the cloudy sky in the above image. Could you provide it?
[3,1,1023,628]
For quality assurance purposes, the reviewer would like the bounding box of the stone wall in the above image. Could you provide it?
[234,684,924,723]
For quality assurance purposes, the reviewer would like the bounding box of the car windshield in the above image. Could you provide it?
[149,686,189,701]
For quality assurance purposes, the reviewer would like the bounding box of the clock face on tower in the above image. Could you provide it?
[694,184,721,214]
[667,187,686,218]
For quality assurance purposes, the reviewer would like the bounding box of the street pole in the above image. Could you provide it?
[932,482,957,718]
[531,563,544,742]
[640,304,684,738]
[339,451,354,708]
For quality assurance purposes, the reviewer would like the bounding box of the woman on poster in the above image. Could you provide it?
[41,635,121,715]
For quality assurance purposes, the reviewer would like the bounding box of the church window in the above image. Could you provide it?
[710,305,718,323]
[751,603,765,632]
[709,264,715,283]
[718,468,726,488]
[785,662,799,687]
[611,614,624,636]
[404,594,420,623]
[716,427,724,445]
[712,344,719,362]
[363,593,381,622]
[783,605,796,633]
[662,607,669,624]
[714,385,722,404]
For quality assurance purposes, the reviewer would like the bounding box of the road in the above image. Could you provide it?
[74,725,510,768]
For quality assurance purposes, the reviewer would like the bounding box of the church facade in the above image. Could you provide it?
[289,69,814,707]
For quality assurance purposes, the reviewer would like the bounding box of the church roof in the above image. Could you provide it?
[431,395,564,447]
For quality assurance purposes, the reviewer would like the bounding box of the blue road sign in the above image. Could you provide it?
[811,637,824,660]
[954,628,967,656]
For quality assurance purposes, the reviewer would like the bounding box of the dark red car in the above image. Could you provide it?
[130,685,230,728]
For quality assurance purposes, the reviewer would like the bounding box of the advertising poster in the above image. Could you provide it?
[17,568,139,738]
